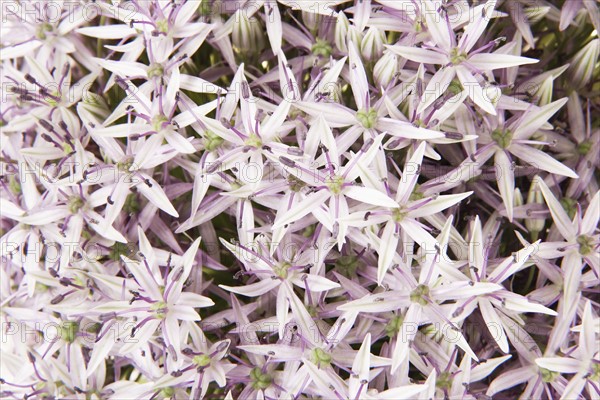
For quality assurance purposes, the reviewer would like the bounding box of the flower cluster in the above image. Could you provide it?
[1,0,598,399]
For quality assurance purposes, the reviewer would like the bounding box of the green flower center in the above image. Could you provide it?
[244,133,262,149]
[413,119,426,128]
[303,224,316,238]
[250,367,272,390]
[312,38,333,57]
[392,208,407,223]
[68,196,85,214]
[326,175,345,195]
[414,18,424,32]
[491,128,513,149]
[35,282,49,292]
[204,130,224,151]
[36,22,53,40]
[61,321,79,343]
[540,367,559,383]
[335,255,359,277]
[147,63,164,78]
[152,114,169,132]
[287,175,306,192]
[356,108,378,129]
[436,371,452,390]
[156,19,169,33]
[45,91,61,107]
[447,79,464,96]
[8,175,21,194]
[310,347,332,367]
[109,242,135,261]
[385,315,403,337]
[87,322,102,334]
[560,197,577,220]
[151,301,168,319]
[117,157,134,172]
[306,304,319,317]
[410,284,430,306]
[193,354,212,368]
[409,185,424,201]
[577,140,592,155]
[62,142,73,154]
[577,235,594,256]
[124,193,140,214]
[449,48,468,65]
[590,362,600,382]
[273,262,291,279]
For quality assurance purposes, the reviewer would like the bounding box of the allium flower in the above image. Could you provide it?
[93,228,212,356]
[536,301,600,400]
[1,0,598,398]
[0,0,94,63]
[387,0,537,115]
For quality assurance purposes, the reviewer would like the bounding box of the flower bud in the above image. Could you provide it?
[347,25,363,53]
[312,38,333,57]
[525,180,545,239]
[533,76,554,106]
[360,27,385,61]
[568,38,599,89]
[374,51,398,89]
[514,188,523,208]
[335,12,349,53]
[302,11,321,34]
[232,10,265,58]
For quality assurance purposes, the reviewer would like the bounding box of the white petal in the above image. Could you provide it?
[337,291,410,313]
[377,118,445,140]
[418,66,456,114]
[487,240,539,283]
[238,344,303,361]
[164,130,196,154]
[92,123,150,138]
[456,67,496,115]
[509,145,578,178]
[495,150,515,222]
[377,385,427,399]
[122,256,162,299]
[385,45,448,64]
[291,274,340,292]
[479,298,509,353]
[377,221,399,285]
[272,190,330,229]
[344,186,398,208]
[458,0,497,52]
[276,284,289,338]
[77,25,137,39]
[294,101,356,127]
[391,304,422,372]
[0,41,42,60]
[581,191,600,234]
[423,0,452,50]
[535,357,583,374]
[219,279,280,297]
[468,53,538,70]
[408,192,473,218]
[93,58,148,78]
[470,355,512,382]
[349,332,371,398]
[512,98,569,140]
[136,175,179,217]
[284,282,320,346]
[348,40,369,110]
[536,177,577,239]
